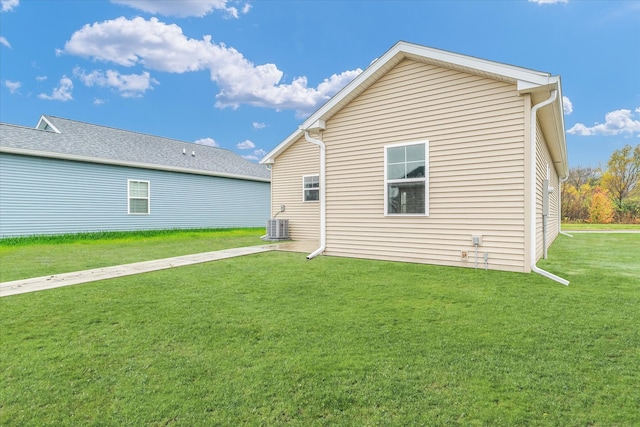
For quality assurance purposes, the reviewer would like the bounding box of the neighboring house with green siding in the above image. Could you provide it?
[0,115,270,237]
[261,42,568,277]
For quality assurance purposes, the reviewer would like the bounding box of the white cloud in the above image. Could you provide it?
[1,0,19,12]
[562,96,573,115]
[236,139,255,150]
[111,0,248,18]
[36,75,47,81]
[4,80,21,94]
[0,36,11,48]
[194,137,219,147]
[60,17,362,116]
[567,108,640,137]
[242,148,266,162]
[93,98,106,105]
[38,76,73,101]
[252,122,266,130]
[74,68,159,97]
[528,0,568,4]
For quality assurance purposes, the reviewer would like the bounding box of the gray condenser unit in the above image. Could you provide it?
[266,219,289,240]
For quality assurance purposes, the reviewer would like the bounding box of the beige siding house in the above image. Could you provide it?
[261,42,569,283]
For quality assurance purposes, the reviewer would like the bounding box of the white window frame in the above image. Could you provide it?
[302,175,320,202]
[128,179,150,215]
[384,140,429,216]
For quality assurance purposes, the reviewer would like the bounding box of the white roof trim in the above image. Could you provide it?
[261,41,561,165]
[305,42,555,129]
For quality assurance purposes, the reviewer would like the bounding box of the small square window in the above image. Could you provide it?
[303,175,319,202]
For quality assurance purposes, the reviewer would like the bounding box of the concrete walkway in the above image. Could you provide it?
[0,241,317,298]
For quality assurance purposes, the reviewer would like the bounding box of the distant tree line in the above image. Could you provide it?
[562,144,640,224]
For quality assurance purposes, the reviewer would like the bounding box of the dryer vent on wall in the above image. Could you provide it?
[266,219,289,240]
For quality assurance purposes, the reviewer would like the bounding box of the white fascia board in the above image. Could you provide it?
[521,76,568,178]
[399,42,553,85]
[552,77,569,178]
[259,128,303,165]
[517,75,560,94]
[259,120,327,165]
[300,43,405,130]
[262,41,558,164]
[1,147,271,183]
[301,41,555,130]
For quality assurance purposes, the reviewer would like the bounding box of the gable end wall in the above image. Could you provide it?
[321,59,528,272]
[270,139,320,241]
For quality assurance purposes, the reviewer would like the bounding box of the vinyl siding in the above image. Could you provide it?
[321,59,527,272]
[534,122,560,260]
[0,153,270,237]
[270,138,320,241]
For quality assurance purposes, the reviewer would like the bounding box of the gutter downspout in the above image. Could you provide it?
[303,129,326,260]
[529,89,570,286]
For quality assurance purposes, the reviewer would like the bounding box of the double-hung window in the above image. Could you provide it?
[303,175,320,202]
[385,141,428,215]
[128,180,150,214]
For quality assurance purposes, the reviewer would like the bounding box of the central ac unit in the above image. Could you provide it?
[266,219,289,240]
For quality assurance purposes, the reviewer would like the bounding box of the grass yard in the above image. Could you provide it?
[561,222,640,231]
[0,228,264,282]
[1,231,639,425]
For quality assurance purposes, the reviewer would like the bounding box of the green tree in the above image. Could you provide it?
[602,144,640,207]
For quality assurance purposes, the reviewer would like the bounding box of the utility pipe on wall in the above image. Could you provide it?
[303,128,326,260]
[529,89,570,286]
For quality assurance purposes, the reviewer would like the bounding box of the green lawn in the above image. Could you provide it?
[561,222,640,231]
[1,232,639,425]
[0,228,264,282]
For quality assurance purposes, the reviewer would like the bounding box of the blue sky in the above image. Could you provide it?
[1,0,638,168]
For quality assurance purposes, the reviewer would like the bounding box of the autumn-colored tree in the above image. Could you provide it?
[561,180,593,222]
[602,144,640,207]
[587,188,616,224]
[561,166,604,222]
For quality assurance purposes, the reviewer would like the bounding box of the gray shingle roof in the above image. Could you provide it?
[0,115,270,182]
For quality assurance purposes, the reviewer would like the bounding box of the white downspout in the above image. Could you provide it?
[529,89,570,286]
[303,129,326,259]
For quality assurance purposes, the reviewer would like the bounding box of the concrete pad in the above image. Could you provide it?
[268,240,318,254]
[0,245,274,297]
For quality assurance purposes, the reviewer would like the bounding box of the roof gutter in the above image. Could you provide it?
[302,121,327,260]
[529,89,569,286]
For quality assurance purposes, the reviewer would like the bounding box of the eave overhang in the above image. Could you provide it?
[518,77,569,178]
